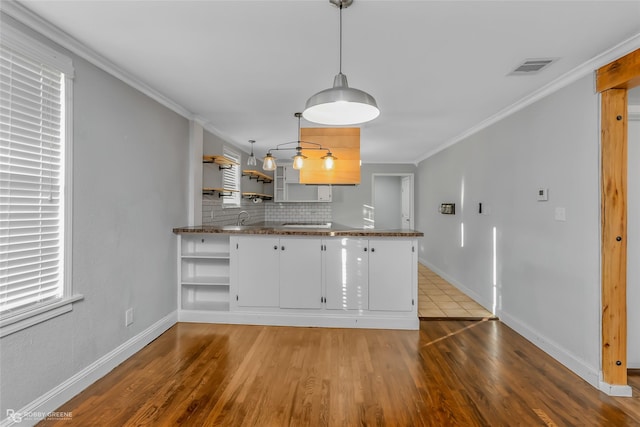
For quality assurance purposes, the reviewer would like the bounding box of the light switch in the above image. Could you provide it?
[554,207,566,221]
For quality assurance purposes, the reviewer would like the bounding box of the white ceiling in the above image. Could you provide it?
[11,0,640,163]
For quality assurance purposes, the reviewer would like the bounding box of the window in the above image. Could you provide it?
[222,147,241,207]
[0,24,80,337]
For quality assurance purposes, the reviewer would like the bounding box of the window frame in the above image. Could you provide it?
[0,22,81,338]
[221,147,241,208]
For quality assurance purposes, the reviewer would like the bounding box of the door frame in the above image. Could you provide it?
[597,48,639,391]
[371,173,415,229]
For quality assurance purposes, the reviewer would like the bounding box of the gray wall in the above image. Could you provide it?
[0,14,189,415]
[332,163,416,228]
[416,74,601,383]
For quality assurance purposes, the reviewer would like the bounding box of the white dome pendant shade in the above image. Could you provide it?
[303,73,379,125]
[302,0,379,126]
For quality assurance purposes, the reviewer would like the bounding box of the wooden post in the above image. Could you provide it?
[600,88,628,385]
[597,48,639,388]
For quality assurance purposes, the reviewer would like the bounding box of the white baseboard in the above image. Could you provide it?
[1,311,178,427]
[178,310,419,330]
[499,310,600,389]
[598,379,633,397]
[598,376,633,397]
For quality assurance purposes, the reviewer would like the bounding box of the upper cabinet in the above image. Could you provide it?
[274,164,331,203]
[299,127,360,185]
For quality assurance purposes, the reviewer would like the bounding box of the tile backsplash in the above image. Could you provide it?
[264,202,332,223]
[202,196,266,226]
[202,198,333,225]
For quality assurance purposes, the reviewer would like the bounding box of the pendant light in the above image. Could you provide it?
[322,151,336,170]
[262,152,277,171]
[262,113,338,172]
[247,140,257,166]
[303,0,379,126]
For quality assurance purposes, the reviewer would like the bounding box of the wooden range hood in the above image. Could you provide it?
[299,127,360,185]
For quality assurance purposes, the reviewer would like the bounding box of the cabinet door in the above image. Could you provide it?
[236,236,280,307]
[284,166,299,183]
[274,166,286,202]
[279,238,323,309]
[369,239,414,311]
[324,238,368,310]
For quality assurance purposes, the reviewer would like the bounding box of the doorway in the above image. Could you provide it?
[372,173,414,229]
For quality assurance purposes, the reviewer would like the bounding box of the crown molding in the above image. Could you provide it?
[1,0,194,120]
[415,32,640,165]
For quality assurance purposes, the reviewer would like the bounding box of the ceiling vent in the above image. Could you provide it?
[509,58,557,75]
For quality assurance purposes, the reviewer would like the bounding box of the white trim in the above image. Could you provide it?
[415,32,640,164]
[0,295,83,338]
[499,310,601,391]
[178,310,419,330]
[629,104,640,121]
[0,19,73,76]
[189,121,204,226]
[63,72,74,303]
[0,0,192,119]
[598,377,633,397]
[0,312,178,427]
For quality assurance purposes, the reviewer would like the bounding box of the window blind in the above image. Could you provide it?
[222,148,241,206]
[0,43,65,315]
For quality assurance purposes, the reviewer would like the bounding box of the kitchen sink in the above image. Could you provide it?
[281,222,332,229]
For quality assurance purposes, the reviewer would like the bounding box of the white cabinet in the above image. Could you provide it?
[234,236,280,307]
[368,239,414,311]
[324,238,369,310]
[279,238,323,309]
[178,232,418,329]
[178,234,231,311]
[232,236,323,309]
[273,164,332,203]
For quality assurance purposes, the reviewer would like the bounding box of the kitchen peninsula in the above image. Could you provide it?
[173,223,424,330]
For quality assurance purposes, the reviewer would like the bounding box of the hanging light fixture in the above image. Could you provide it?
[292,148,307,170]
[322,151,337,170]
[247,139,257,166]
[303,0,379,126]
[262,152,277,171]
[262,113,338,172]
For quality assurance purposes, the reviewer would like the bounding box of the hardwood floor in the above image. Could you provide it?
[39,321,640,426]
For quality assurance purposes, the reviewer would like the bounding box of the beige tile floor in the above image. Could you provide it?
[418,264,496,319]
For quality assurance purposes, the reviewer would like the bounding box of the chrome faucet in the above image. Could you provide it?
[236,210,250,226]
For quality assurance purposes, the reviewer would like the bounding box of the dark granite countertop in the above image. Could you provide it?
[172,222,423,237]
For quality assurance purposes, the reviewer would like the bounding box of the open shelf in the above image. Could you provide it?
[203,187,239,197]
[242,192,273,201]
[181,275,230,286]
[181,300,230,312]
[179,234,231,314]
[203,155,239,170]
[181,251,230,260]
[242,170,273,183]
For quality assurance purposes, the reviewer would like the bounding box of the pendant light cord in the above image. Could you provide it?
[339,2,343,74]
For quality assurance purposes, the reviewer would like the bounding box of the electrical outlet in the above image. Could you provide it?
[125,308,134,326]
